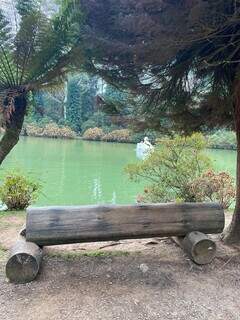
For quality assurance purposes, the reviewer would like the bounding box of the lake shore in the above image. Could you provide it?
[19,124,239,150]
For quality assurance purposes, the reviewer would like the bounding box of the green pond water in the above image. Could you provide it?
[1,137,237,206]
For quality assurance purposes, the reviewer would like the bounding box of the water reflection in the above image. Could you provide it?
[92,177,102,202]
[2,138,143,205]
[2,137,237,206]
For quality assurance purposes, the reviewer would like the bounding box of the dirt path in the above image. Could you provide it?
[0,211,240,320]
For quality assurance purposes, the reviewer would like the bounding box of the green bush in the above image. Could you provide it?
[83,127,104,141]
[207,130,236,150]
[81,112,111,132]
[25,116,53,128]
[102,129,132,143]
[101,124,120,134]
[81,119,99,133]
[0,172,41,210]
[126,133,212,203]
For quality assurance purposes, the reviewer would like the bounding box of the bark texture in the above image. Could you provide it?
[26,203,224,246]
[223,80,240,244]
[0,94,26,165]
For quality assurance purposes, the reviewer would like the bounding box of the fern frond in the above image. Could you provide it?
[0,0,85,98]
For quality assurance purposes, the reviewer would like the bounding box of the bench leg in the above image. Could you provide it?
[173,231,217,265]
[6,236,43,284]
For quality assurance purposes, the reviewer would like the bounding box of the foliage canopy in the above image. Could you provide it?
[71,0,240,243]
[72,0,240,133]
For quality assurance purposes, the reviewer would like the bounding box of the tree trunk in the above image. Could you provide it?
[0,94,27,165]
[222,81,240,244]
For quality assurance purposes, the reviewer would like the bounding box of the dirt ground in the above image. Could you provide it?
[0,211,240,320]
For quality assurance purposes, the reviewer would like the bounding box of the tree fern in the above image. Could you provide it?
[0,0,84,164]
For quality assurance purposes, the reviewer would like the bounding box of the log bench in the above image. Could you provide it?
[6,202,225,284]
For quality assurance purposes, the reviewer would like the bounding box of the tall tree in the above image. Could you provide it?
[28,89,66,123]
[77,73,98,125]
[0,0,83,163]
[66,73,98,132]
[71,0,240,243]
[66,75,82,131]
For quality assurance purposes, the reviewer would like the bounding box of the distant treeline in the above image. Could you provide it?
[25,74,236,149]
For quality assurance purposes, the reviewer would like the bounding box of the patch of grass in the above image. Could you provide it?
[0,210,26,219]
[0,244,8,261]
[82,251,130,257]
[47,250,130,260]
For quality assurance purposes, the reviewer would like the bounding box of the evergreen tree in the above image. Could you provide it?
[66,75,82,132]
[78,74,98,124]
[16,0,40,16]
[70,0,240,243]
[66,73,98,132]
[29,90,66,124]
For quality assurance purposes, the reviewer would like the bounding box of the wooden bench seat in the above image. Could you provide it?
[6,203,225,284]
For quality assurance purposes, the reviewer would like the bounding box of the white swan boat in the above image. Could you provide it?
[136,137,154,160]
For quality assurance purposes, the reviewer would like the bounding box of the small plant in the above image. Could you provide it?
[190,170,235,209]
[0,172,41,210]
[126,133,212,203]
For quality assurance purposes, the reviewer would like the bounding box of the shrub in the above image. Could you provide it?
[36,117,54,128]
[81,119,99,133]
[207,130,236,150]
[25,124,43,137]
[102,129,132,143]
[190,170,235,209]
[81,112,111,132]
[43,124,76,139]
[24,116,53,128]
[0,172,41,210]
[101,124,120,134]
[83,127,104,141]
[126,133,212,203]
[131,130,159,144]
[25,123,76,139]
